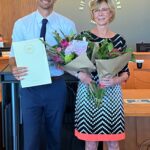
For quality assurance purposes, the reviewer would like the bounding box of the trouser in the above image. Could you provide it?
[20,77,67,150]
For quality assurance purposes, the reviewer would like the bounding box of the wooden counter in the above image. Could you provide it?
[122,52,150,89]
[0,55,9,68]
[133,52,150,60]
[117,89,150,150]
[123,89,150,116]
[0,56,9,60]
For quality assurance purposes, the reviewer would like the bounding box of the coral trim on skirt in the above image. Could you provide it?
[75,129,125,141]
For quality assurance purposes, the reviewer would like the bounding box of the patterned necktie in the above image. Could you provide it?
[40,19,48,41]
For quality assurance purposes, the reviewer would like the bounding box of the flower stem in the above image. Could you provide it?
[89,82,105,108]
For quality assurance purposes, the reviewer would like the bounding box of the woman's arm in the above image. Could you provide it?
[76,71,92,84]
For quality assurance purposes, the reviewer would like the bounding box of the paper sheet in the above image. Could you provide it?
[13,38,51,88]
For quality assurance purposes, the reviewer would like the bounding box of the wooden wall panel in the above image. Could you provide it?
[0,0,36,42]
[137,117,150,148]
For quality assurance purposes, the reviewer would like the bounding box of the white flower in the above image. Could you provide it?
[82,37,86,41]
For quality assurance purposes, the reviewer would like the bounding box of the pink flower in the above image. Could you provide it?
[99,83,105,88]
[53,56,62,63]
[56,47,62,52]
[60,40,69,48]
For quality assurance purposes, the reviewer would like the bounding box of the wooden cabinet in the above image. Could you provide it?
[122,52,150,89]
[122,90,150,150]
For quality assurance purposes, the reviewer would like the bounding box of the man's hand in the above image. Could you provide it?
[12,66,28,80]
[9,57,28,80]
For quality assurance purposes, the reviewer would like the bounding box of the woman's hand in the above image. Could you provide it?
[99,73,129,88]
[78,72,92,84]
[99,76,118,88]
[12,66,28,80]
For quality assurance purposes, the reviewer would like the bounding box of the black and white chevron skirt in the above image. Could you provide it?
[74,81,125,141]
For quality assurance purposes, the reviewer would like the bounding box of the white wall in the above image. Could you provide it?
[54,0,150,50]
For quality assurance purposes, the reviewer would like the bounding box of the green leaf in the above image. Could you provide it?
[53,31,62,44]
[64,53,76,64]
[108,42,114,52]
[124,48,133,53]
[130,54,136,62]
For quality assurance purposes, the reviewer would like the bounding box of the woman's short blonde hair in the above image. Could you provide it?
[89,0,116,23]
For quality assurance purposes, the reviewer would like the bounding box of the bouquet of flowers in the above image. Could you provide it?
[89,39,135,107]
[92,39,135,79]
[73,33,107,108]
[41,30,96,76]
[41,31,107,108]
